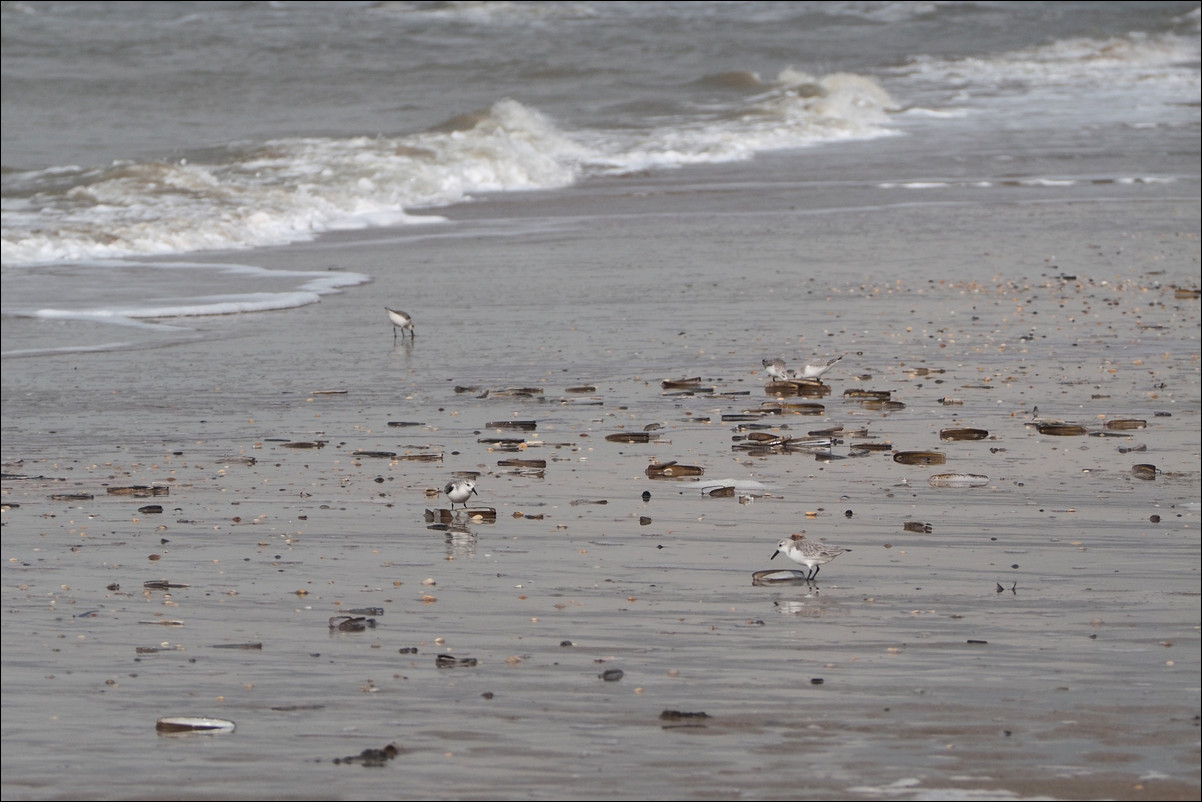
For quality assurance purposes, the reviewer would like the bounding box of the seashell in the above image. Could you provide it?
[477,437,526,446]
[939,428,989,441]
[1131,464,1157,480]
[893,451,946,465]
[486,420,538,430]
[497,458,546,468]
[928,473,989,488]
[50,493,93,501]
[156,716,235,734]
[646,462,704,478]
[279,441,326,449]
[351,450,396,458]
[1105,419,1146,430]
[107,485,169,497]
[751,569,811,586]
[766,380,829,398]
[606,432,651,443]
[661,377,701,389]
[764,401,825,415]
[435,655,478,668]
[903,521,934,533]
[861,400,906,411]
[842,389,892,400]
[493,387,544,397]
[1037,424,1088,436]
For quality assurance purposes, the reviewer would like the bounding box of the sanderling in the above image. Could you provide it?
[443,478,479,509]
[794,355,842,380]
[386,307,415,342]
[770,534,851,581]
[762,358,789,381]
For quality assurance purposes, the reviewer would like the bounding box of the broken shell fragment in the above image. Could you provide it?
[1132,464,1157,480]
[1105,419,1146,430]
[893,451,946,465]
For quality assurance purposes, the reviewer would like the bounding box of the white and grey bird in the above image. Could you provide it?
[770,534,851,581]
[762,357,789,381]
[794,355,843,380]
[386,307,415,342]
[443,478,479,510]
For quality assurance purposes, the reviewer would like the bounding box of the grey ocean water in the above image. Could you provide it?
[2,3,1201,801]
[2,1,1199,353]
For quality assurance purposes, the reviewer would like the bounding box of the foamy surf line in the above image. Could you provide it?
[8,259,371,328]
[2,72,900,268]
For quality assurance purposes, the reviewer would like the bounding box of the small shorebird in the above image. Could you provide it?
[762,357,789,381]
[771,534,851,581]
[386,307,415,342]
[443,478,479,510]
[794,355,842,381]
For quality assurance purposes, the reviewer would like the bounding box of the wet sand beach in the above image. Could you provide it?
[2,155,1200,800]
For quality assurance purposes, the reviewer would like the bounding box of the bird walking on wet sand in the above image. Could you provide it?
[771,534,851,581]
[762,357,789,381]
[792,355,842,381]
[444,478,479,510]
[386,307,415,342]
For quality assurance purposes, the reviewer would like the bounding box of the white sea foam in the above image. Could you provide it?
[9,259,371,329]
[2,76,899,268]
[895,28,1201,108]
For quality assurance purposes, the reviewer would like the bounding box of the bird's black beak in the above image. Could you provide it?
[471,486,479,496]
[770,550,780,560]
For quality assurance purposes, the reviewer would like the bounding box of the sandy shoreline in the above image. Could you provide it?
[2,174,1200,799]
